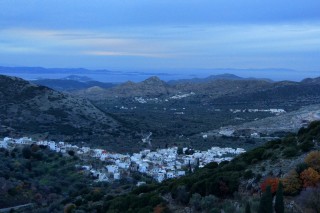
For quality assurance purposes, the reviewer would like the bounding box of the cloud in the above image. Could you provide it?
[82,51,170,58]
[0,22,319,70]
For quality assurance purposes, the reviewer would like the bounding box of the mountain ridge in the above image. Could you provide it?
[0,74,121,144]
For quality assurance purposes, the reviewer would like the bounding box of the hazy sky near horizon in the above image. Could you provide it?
[0,0,320,76]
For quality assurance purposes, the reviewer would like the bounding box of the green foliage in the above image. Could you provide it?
[283,147,299,158]
[244,170,254,179]
[102,192,165,213]
[190,193,202,211]
[200,195,218,212]
[177,147,183,155]
[0,146,110,212]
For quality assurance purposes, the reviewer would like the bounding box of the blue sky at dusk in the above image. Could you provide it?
[0,0,319,79]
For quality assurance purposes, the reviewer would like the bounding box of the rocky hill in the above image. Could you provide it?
[73,76,275,100]
[0,75,121,143]
[74,76,176,99]
[168,73,273,84]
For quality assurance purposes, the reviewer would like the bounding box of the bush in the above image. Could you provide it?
[22,146,32,159]
[190,193,202,211]
[244,170,254,179]
[299,140,314,152]
[283,147,298,158]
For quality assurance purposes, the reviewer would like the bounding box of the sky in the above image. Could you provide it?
[0,0,320,79]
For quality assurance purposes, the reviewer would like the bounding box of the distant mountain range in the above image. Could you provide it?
[32,75,117,91]
[30,73,273,93]
[167,73,273,84]
[1,66,317,82]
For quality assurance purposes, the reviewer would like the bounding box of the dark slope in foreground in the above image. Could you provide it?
[101,121,320,212]
[0,118,319,212]
[0,75,120,143]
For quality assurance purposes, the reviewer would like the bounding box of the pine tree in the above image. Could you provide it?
[274,182,284,213]
[258,185,273,213]
[245,202,251,213]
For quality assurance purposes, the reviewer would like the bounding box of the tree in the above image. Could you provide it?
[190,193,202,211]
[260,177,279,194]
[305,151,320,172]
[274,182,284,213]
[300,168,320,188]
[258,185,273,213]
[175,185,189,204]
[281,170,302,195]
[200,195,218,212]
[68,150,75,156]
[22,146,32,159]
[64,203,76,213]
[245,202,251,213]
[177,147,183,155]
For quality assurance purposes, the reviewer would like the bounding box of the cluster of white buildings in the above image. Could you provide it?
[134,97,161,104]
[230,108,286,115]
[0,136,245,183]
[133,92,195,104]
[169,92,195,100]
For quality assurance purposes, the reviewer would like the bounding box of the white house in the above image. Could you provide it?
[106,165,119,173]
[166,171,175,179]
[177,171,186,177]
[114,172,121,180]
[0,139,8,149]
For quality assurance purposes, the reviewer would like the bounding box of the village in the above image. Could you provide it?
[0,136,245,184]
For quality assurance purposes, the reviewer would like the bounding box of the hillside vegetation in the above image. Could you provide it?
[0,75,140,152]
[101,120,320,212]
[0,122,319,212]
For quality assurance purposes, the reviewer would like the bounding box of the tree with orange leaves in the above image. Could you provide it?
[300,168,320,188]
[260,177,280,194]
[153,204,168,213]
[305,151,320,172]
[281,170,302,195]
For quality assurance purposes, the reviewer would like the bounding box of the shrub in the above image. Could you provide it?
[244,170,254,179]
[200,195,218,212]
[283,147,298,158]
[22,146,32,159]
[64,203,76,213]
[190,193,202,211]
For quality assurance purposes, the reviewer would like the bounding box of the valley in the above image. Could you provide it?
[0,73,320,212]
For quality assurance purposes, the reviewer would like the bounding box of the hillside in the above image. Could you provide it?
[74,76,175,99]
[0,144,139,213]
[0,75,122,146]
[1,121,319,212]
[73,76,274,100]
[101,121,320,213]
